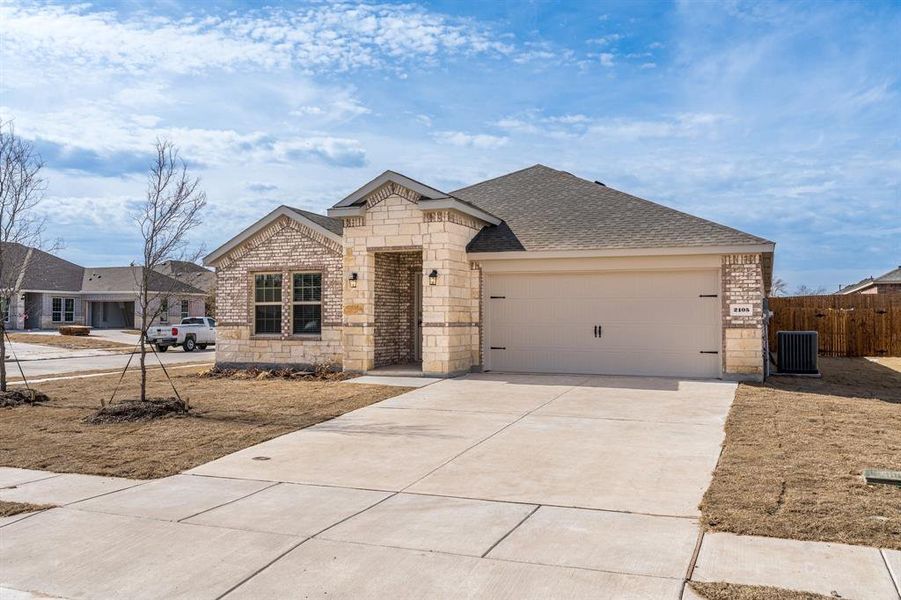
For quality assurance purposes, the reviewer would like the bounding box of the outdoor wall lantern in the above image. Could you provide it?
[348,272,358,288]
[428,269,439,286]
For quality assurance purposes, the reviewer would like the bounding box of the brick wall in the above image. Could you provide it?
[721,253,765,379]
[212,216,343,368]
[373,251,422,367]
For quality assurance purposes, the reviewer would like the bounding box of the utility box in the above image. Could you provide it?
[776,331,819,375]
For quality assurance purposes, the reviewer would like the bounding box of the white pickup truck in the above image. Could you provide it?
[146,317,216,352]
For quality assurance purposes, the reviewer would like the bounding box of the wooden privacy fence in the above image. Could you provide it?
[768,295,901,357]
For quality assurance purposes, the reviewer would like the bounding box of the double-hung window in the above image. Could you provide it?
[254,273,282,334]
[160,299,169,323]
[52,297,75,322]
[180,300,190,319]
[1,298,9,324]
[292,273,321,335]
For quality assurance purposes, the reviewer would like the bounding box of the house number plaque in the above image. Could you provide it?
[729,304,753,317]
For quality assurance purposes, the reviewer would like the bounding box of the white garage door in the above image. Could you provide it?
[484,270,722,378]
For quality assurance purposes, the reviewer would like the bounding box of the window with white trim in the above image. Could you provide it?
[181,299,190,319]
[160,299,169,323]
[52,297,75,322]
[292,272,321,335]
[1,297,9,324]
[254,273,282,334]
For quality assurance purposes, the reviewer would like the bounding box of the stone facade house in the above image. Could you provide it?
[0,243,208,330]
[205,165,775,380]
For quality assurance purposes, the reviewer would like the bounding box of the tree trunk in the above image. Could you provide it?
[139,295,147,402]
[139,329,147,402]
[0,323,6,392]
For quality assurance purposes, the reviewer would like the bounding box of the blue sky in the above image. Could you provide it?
[1,0,898,292]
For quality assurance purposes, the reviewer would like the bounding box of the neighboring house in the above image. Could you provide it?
[155,259,216,294]
[155,259,217,314]
[1,243,208,330]
[205,165,775,380]
[837,265,901,295]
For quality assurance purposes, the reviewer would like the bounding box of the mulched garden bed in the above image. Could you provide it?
[85,397,191,424]
[199,365,353,382]
[0,389,50,408]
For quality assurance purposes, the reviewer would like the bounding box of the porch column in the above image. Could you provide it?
[341,245,375,372]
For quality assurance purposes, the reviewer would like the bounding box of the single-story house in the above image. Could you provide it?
[1,243,208,330]
[205,165,775,380]
[837,265,901,295]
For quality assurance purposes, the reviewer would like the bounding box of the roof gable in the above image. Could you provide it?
[331,170,450,208]
[204,205,343,266]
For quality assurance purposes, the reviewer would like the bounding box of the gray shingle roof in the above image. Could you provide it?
[82,266,206,294]
[287,207,344,236]
[455,165,772,252]
[877,266,901,284]
[154,260,216,293]
[838,265,901,293]
[2,242,85,291]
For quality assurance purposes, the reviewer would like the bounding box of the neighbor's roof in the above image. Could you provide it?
[2,242,85,292]
[154,260,216,293]
[838,265,901,294]
[455,165,773,253]
[82,266,206,295]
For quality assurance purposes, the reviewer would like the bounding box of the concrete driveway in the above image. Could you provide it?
[0,373,736,599]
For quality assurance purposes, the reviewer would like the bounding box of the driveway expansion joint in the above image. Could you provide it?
[481,504,540,558]
[176,480,282,523]
[397,380,586,493]
[880,549,901,598]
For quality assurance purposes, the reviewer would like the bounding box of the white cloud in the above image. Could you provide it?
[599,52,615,67]
[289,96,371,122]
[0,2,514,77]
[273,137,367,167]
[587,113,728,139]
[587,34,623,46]
[640,62,657,69]
[433,131,508,149]
[493,111,728,141]
[1,102,368,169]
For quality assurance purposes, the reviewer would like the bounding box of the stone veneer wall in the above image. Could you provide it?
[341,191,482,375]
[212,216,343,368]
[721,253,765,379]
[373,251,422,367]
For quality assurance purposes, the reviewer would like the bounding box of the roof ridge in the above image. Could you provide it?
[450,164,554,194]
[545,169,772,245]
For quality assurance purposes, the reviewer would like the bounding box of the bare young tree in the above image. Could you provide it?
[0,120,52,392]
[133,139,206,402]
[793,284,828,296]
[770,277,788,297]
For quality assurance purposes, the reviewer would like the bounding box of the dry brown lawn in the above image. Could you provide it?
[700,357,901,550]
[0,366,412,479]
[0,501,54,517]
[689,582,835,600]
[6,333,133,350]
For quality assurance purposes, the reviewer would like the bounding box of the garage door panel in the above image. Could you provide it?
[493,298,714,325]
[490,349,720,378]
[485,270,722,378]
